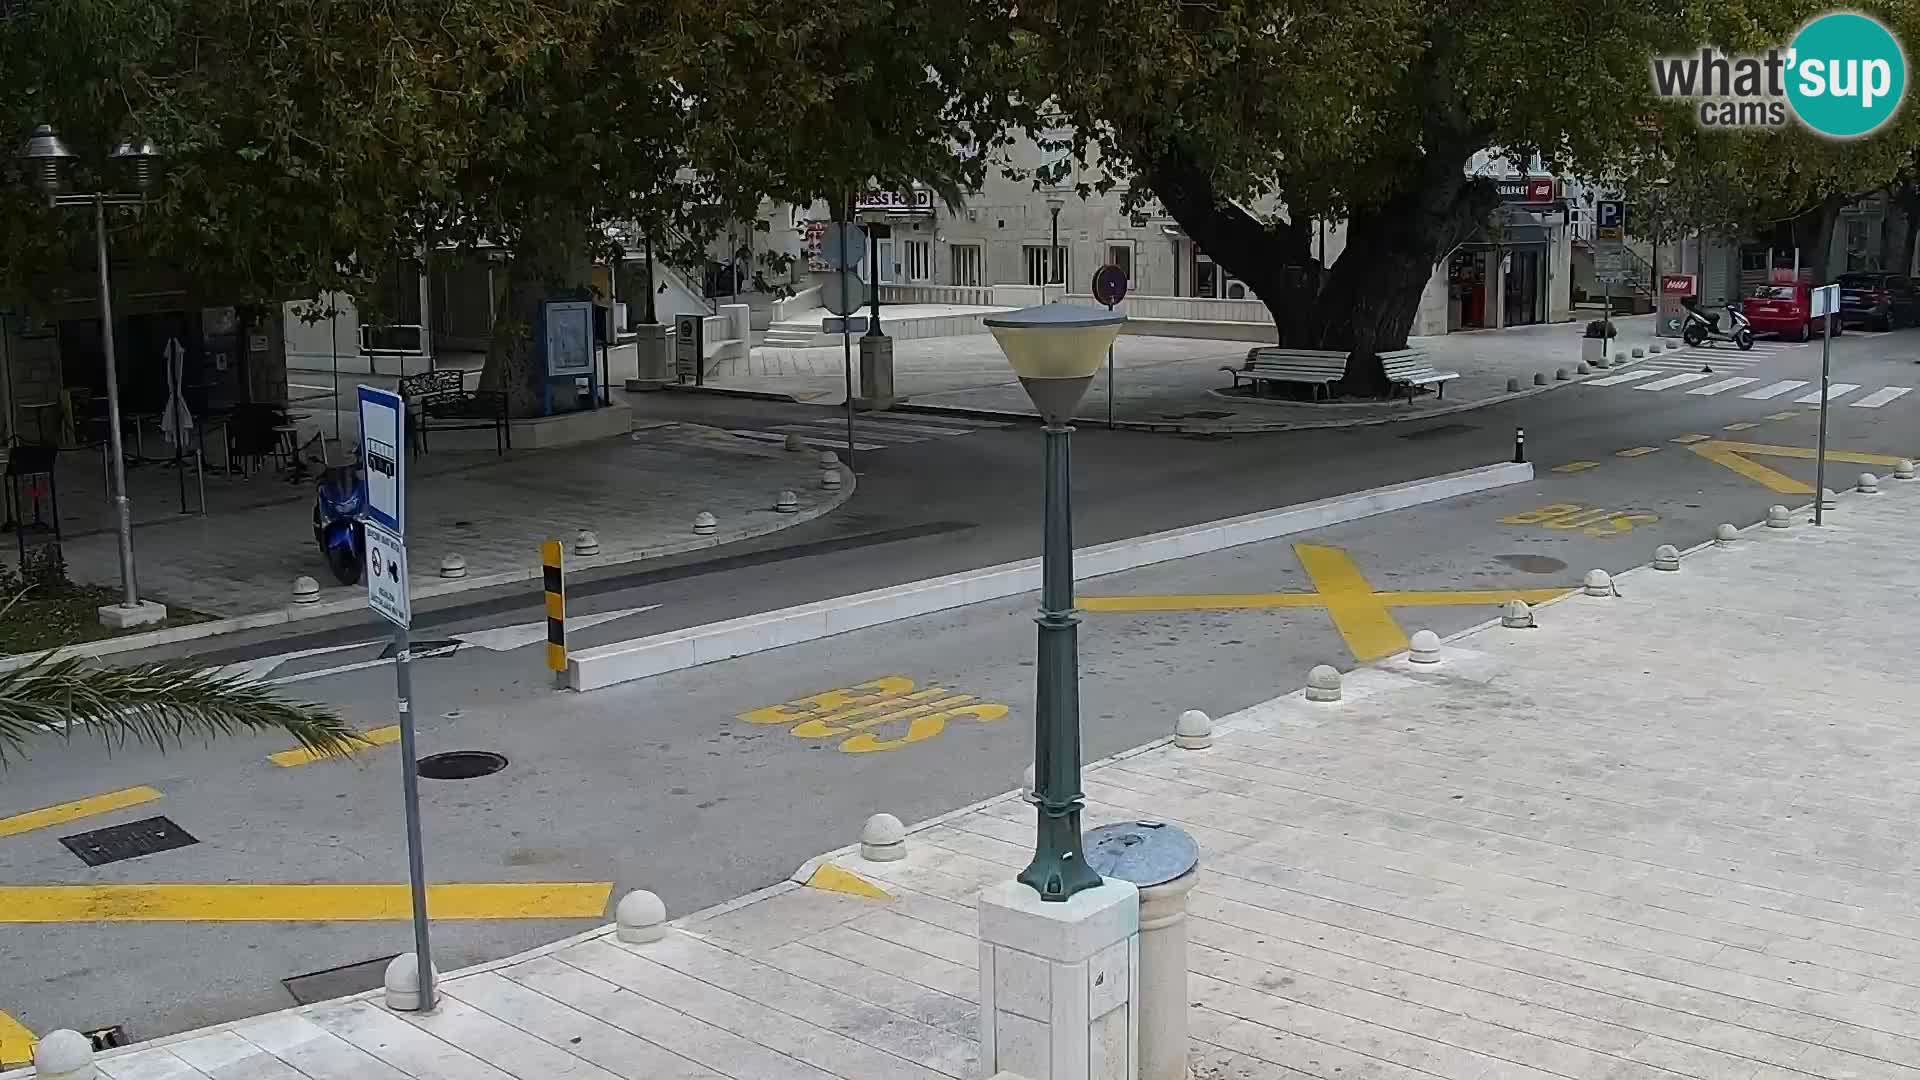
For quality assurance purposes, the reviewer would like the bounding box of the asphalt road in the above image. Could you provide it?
[6,326,1919,1046]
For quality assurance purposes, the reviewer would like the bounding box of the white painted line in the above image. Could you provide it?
[1687,378,1759,396]
[1742,380,1809,400]
[785,418,976,437]
[1850,387,1912,408]
[887,412,1012,430]
[1637,373,1713,391]
[731,430,883,451]
[569,461,1536,691]
[1795,383,1860,404]
[1586,370,1660,387]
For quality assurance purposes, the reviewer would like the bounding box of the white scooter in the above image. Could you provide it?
[1681,296,1754,350]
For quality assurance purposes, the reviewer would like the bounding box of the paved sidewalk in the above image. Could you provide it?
[16,460,1920,1077]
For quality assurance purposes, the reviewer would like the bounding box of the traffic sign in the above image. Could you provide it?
[819,223,867,272]
[1812,283,1840,318]
[364,522,410,628]
[820,271,865,316]
[357,385,405,535]
[1091,265,1129,307]
[1595,199,1627,243]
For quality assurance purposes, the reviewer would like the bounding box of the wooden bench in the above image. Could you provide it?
[1379,349,1460,403]
[398,369,510,457]
[1219,348,1348,401]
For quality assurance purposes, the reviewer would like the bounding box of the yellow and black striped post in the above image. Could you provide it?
[542,540,566,687]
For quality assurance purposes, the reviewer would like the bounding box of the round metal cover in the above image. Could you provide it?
[1091,264,1129,307]
[1083,821,1198,887]
[819,271,866,316]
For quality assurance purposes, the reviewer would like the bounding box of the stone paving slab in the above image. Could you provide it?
[13,468,1918,1079]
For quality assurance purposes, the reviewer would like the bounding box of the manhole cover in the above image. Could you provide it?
[60,816,199,867]
[417,750,509,780]
[1495,554,1567,574]
[1400,423,1476,440]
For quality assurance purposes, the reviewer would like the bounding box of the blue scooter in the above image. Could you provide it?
[312,450,367,586]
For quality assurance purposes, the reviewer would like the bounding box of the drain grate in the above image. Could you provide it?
[283,954,399,1005]
[59,816,199,867]
[1400,423,1476,440]
[84,1027,127,1053]
[418,750,509,780]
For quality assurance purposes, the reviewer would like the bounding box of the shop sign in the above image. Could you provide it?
[854,189,934,213]
[1496,177,1556,203]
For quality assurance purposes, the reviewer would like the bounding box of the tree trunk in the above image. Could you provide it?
[1789,197,1845,281]
[481,212,593,417]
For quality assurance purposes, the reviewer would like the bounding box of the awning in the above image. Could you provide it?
[1492,206,1551,245]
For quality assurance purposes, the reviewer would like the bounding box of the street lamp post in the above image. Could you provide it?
[18,125,166,627]
[984,304,1126,901]
[857,206,888,336]
[1046,196,1066,288]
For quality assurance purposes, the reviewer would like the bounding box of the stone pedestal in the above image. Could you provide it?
[856,334,895,410]
[979,879,1140,1080]
[628,322,671,390]
[1137,869,1199,1080]
[98,599,167,630]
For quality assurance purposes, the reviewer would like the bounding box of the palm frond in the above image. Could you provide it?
[0,654,365,767]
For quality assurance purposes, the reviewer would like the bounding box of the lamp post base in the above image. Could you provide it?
[98,599,167,630]
[979,878,1141,1080]
[855,334,895,410]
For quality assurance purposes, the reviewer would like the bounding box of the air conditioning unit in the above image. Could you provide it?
[967,208,979,221]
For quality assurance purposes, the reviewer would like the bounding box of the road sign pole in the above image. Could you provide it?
[392,622,436,1011]
[1105,302,1115,430]
[1603,279,1613,360]
[1816,308,1832,525]
[841,270,856,469]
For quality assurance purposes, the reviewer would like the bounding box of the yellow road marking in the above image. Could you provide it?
[740,677,1010,753]
[0,1011,33,1068]
[1670,434,1711,444]
[0,787,162,838]
[269,726,400,767]
[1080,593,1326,612]
[841,703,1008,754]
[1688,440,1910,495]
[1724,422,1760,431]
[1500,503,1660,538]
[1766,411,1800,420]
[805,864,893,900]
[1295,544,1411,662]
[1616,447,1660,458]
[0,882,613,923]
[1551,461,1600,473]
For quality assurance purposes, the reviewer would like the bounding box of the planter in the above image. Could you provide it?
[1581,337,1606,366]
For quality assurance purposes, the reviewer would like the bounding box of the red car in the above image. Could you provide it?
[1742,281,1841,342]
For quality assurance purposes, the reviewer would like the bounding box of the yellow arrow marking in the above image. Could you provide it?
[0,883,613,923]
[0,1011,33,1069]
[1688,440,1910,495]
[805,864,893,900]
[0,787,162,838]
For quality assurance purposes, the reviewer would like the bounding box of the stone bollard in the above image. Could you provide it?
[1501,599,1535,628]
[1576,362,1591,375]
[1173,709,1213,750]
[784,432,807,452]
[439,554,467,579]
[615,889,667,944]
[1409,629,1441,664]
[1713,524,1738,547]
[1555,368,1570,381]
[1653,544,1680,571]
[775,490,800,514]
[1084,822,1201,1080]
[1020,764,1036,802]
[1820,488,1838,511]
[573,530,600,557]
[1533,372,1548,386]
[1896,459,1915,480]
[817,450,841,470]
[693,511,717,536]
[1631,346,1645,358]
[1767,505,1792,528]
[292,576,320,605]
[1506,377,1522,393]
[1583,569,1614,597]
[859,813,906,861]
[821,467,842,490]
[1305,665,1342,702]
[32,1029,96,1080]
[385,952,438,1012]
[1858,472,1880,494]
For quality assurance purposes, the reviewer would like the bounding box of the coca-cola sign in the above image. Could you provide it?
[1662,274,1697,295]
[1496,177,1556,203]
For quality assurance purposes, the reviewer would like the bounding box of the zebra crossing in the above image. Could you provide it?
[1581,339,1914,408]
[1628,339,1807,375]
[729,410,1012,452]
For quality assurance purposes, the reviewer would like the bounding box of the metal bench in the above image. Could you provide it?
[397,368,510,457]
[1378,349,1460,403]
[1219,348,1348,401]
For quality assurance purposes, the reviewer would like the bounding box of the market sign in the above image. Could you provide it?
[1496,177,1557,204]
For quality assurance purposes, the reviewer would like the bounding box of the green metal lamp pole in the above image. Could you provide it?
[985,304,1127,903]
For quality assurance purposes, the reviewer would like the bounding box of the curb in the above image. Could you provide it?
[567,460,1534,691]
[0,465,857,672]
[659,382,804,404]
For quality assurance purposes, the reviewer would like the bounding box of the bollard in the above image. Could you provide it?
[1084,822,1201,1080]
[385,952,438,1012]
[775,490,800,514]
[1713,523,1739,547]
[1858,472,1880,494]
[1020,764,1036,802]
[1631,346,1645,358]
[542,540,567,688]
[1305,665,1342,702]
[784,432,807,452]
[1766,505,1792,528]
[1555,368,1570,381]
[615,890,667,944]
[693,511,717,536]
[859,813,907,861]
[1576,362,1591,375]
[1896,459,1915,480]
[1174,709,1213,750]
[1583,569,1614,596]
[1505,377,1522,393]
[817,450,841,470]
[821,466,842,490]
[1501,599,1535,628]
[1512,427,1526,464]
[1533,372,1548,386]
[439,553,467,579]
[1653,544,1680,571]
[1820,488,1838,511]
[1409,629,1441,664]
[31,1029,95,1080]
[572,529,600,557]
[291,575,320,605]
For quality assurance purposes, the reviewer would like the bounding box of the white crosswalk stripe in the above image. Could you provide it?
[1742,380,1809,400]
[1795,383,1860,404]
[1637,373,1714,391]
[1585,369,1660,387]
[730,411,1010,453]
[1851,387,1913,408]
[1687,377,1759,396]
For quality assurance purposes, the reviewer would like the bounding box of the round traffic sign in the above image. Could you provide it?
[819,271,866,316]
[1091,264,1129,307]
[819,223,868,271]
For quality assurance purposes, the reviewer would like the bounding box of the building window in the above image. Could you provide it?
[1845,216,1874,271]
[1106,243,1133,282]
[1024,245,1068,286]
[949,244,985,287]
[900,240,932,283]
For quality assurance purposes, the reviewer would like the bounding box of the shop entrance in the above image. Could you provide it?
[1504,248,1544,326]
[1449,250,1489,330]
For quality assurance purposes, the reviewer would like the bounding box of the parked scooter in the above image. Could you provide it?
[1681,296,1755,350]
[312,450,367,586]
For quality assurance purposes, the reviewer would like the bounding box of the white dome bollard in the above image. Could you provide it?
[821,467,842,490]
[1820,488,1838,511]
[1555,368,1570,381]
[1896,459,1915,480]
[384,952,438,1012]
[291,576,320,604]
[783,432,807,452]
[774,490,800,514]
[1173,709,1214,749]
[1858,472,1880,493]
[817,450,841,469]
[1576,361,1591,375]
[1408,629,1442,664]
[1583,569,1614,596]
[1501,599,1535,628]
[692,511,717,536]
[1020,764,1035,802]
[615,889,668,944]
[1505,377,1522,393]
[1766,505,1792,528]
[439,553,467,579]
[859,813,907,861]
[32,1029,96,1080]
[1713,523,1739,547]
[573,530,600,557]
[1305,665,1342,702]
[1653,544,1680,571]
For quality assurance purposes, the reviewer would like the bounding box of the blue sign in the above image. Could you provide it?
[357,384,406,535]
[1596,200,1626,231]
